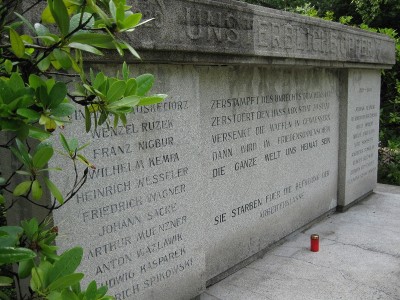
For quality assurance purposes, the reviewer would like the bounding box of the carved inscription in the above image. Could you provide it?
[256,20,378,59]
[63,95,198,299]
[213,169,331,225]
[202,68,339,280]
[185,7,253,44]
[348,87,379,184]
[208,91,335,180]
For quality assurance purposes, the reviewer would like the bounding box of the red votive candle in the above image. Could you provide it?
[310,234,319,252]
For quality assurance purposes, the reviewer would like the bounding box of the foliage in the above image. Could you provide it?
[0,0,166,299]
[293,3,318,17]
[378,147,400,185]
[352,0,400,29]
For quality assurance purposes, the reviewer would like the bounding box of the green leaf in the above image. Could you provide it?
[0,226,23,237]
[40,245,59,261]
[29,74,45,90]
[0,82,13,105]
[138,94,167,106]
[69,138,78,151]
[109,0,117,20]
[0,247,36,264]
[121,62,129,80]
[110,40,122,56]
[51,103,75,117]
[0,236,18,248]
[16,108,41,120]
[61,289,80,300]
[113,114,119,127]
[48,247,83,281]
[125,78,137,96]
[107,81,126,102]
[38,55,51,71]
[93,72,106,90]
[28,125,52,140]
[120,113,127,126]
[107,95,140,109]
[115,1,125,25]
[136,74,154,96]
[122,41,140,59]
[16,125,30,141]
[0,195,4,205]
[68,42,103,55]
[21,218,38,240]
[69,33,114,48]
[49,0,70,36]
[52,49,72,70]
[33,146,54,168]
[98,111,107,125]
[4,59,13,73]
[44,177,64,205]
[49,82,67,108]
[97,285,108,297]
[16,170,31,176]
[0,276,13,287]
[69,12,93,32]
[85,280,97,300]
[34,23,50,36]
[41,5,55,24]
[9,73,25,92]
[13,181,32,196]
[60,133,72,153]
[0,226,23,248]
[31,180,43,200]
[85,106,91,132]
[9,27,25,58]
[38,85,50,107]
[71,281,81,295]
[59,133,70,153]
[48,273,84,291]
[18,259,34,279]
[77,142,90,151]
[30,266,44,292]
[122,13,142,29]
[47,291,62,300]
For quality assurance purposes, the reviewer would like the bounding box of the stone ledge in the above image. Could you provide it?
[125,0,395,66]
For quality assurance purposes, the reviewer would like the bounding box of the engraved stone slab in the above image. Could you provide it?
[51,65,205,300]
[127,0,395,66]
[39,1,394,298]
[338,69,381,208]
[199,66,339,278]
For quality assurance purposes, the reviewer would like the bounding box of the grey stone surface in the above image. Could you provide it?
[124,0,395,67]
[201,184,400,300]
[38,1,395,299]
[338,69,381,208]
[50,63,349,299]
[51,65,205,300]
[199,66,339,279]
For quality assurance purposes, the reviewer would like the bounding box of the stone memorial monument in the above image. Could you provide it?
[44,0,395,299]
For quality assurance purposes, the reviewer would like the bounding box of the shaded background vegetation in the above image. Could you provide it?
[242,0,400,185]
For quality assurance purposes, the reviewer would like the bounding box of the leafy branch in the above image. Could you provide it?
[0,0,167,299]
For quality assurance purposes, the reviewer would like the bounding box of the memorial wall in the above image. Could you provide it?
[48,0,395,299]
[200,67,338,278]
